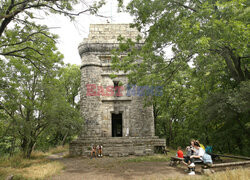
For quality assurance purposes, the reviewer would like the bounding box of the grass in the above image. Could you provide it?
[47,144,69,155]
[122,149,250,180]
[0,145,68,180]
[124,154,171,162]
[208,168,250,180]
[0,146,249,180]
[166,167,250,180]
[0,161,63,180]
[124,148,176,162]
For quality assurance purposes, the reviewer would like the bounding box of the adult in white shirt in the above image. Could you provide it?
[188,141,205,175]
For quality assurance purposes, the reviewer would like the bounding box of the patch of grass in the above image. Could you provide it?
[48,144,69,155]
[208,167,250,180]
[63,153,74,158]
[124,154,170,162]
[0,169,8,180]
[0,147,65,180]
[16,161,63,179]
[123,148,177,163]
[166,167,250,180]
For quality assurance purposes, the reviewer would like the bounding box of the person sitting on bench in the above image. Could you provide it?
[176,146,184,158]
[196,140,205,150]
[188,141,205,175]
[183,139,195,166]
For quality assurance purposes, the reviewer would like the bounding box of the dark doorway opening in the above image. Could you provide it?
[112,113,123,137]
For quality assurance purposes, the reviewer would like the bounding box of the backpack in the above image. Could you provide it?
[205,146,213,154]
[202,153,213,164]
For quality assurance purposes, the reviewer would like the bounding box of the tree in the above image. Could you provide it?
[44,64,82,147]
[60,64,81,108]
[115,0,249,83]
[0,0,104,157]
[113,0,250,154]
[0,24,82,157]
[0,0,105,68]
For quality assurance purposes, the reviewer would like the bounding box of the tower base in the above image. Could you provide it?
[70,137,166,157]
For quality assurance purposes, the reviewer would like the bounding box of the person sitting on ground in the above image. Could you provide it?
[91,144,97,158]
[97,144,103,157]
[188,141,205,175]
[176,146,184,158]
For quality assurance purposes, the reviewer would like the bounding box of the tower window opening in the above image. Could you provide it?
[113,81,119,97]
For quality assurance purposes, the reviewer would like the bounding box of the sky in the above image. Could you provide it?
[39,0,134,65]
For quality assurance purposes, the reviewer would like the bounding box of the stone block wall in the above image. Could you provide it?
[70,24,165,156]
[82,24,142,44]
[70,137,166,157]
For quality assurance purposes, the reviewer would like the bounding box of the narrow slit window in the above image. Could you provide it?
[113,81,119,97]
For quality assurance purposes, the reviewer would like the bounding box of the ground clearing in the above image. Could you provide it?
[50,154,250,180]
[1,147,249,180]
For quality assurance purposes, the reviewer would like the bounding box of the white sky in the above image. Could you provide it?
[39,0,133,65]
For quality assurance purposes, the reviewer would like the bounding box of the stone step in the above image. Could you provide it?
[70,136,166,157]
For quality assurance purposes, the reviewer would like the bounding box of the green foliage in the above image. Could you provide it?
[114,0,250,156]
[0,0,105,67]
[0,24,82,157]
[0,0,97,158]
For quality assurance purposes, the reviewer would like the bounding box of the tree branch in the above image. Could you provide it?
[0,53,42,72]
[1,47,44,56]
[173,1,197,12]
[0,101,17,123]
[0,0,106,38]
[0,0,29,37]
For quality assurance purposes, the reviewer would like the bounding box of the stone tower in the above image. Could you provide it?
[70,24,165,156]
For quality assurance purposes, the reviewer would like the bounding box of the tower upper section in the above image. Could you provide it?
[84,24,140,43]
[78,24,143,58]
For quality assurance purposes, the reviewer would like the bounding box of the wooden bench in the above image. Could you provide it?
[170,155,250,174]
[202,160,250,169]
[163,148,170,155]
[155,146,170,155]
[170,156,208,166]
[201,160,250,174]
[170,156,184,166]
[210,154,250,161]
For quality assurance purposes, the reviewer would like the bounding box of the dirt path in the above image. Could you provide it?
[49,155,192,180]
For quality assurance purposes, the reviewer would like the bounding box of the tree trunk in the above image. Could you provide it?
[32,142,36,152]
[168,119,173,146]
[61,131,69,146]
[21,137,35,158]
[9,137,16,156]
[163,122,169,146]
[227,141,232,154]
[25,141,35,158]
[222,48,246,82]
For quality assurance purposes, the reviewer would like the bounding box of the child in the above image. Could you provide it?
[97,144,103,157]
[177,146,184,158]
[91,144,97,158]
[183,146,192,166]
[186,146,192,157]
